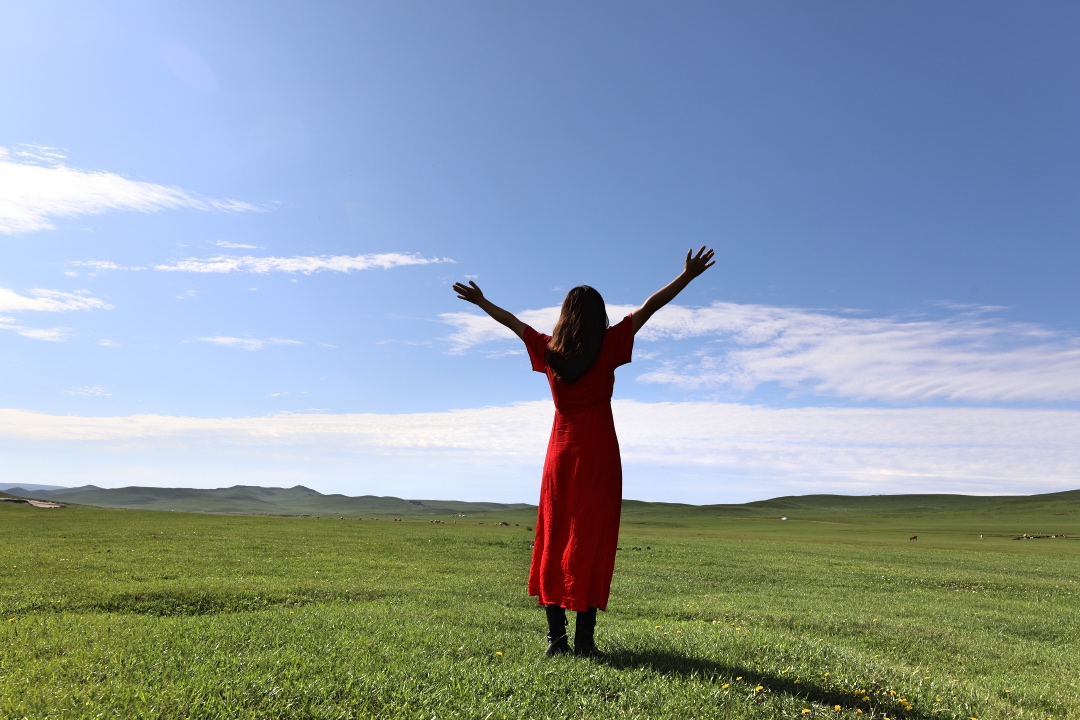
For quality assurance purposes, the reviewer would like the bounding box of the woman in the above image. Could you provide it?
[452,246,715,656]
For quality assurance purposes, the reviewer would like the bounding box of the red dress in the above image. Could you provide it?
[523,314,634,612]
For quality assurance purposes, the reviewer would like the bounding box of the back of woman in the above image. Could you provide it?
[525,315,634,415]
[522,311,635,622]
[451,246,715,657]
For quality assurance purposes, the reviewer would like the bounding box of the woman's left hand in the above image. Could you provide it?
[684,246,716,279]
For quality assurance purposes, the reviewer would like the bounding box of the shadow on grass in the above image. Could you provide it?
[7,587,382,617]
[600,647,936,720]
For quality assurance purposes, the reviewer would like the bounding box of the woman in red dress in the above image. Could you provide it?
[452,247,715,656]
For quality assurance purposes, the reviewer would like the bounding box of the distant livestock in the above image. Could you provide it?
[909,535,918,541]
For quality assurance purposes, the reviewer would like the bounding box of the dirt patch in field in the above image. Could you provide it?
[0,498,65,508]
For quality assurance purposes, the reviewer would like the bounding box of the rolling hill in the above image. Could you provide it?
[4,483,1078,523]
[2,484,533,517]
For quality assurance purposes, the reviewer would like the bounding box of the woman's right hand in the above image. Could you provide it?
[453,280,485,305]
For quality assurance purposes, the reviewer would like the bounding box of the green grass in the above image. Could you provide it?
[2,496,1078,719]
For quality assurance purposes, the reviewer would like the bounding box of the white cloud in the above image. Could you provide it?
[97,339,120,348]
[65,385,111,397]
[0,401,1078,500]
[196,336,302,351]
[155,252,453,274]
[70,260,123,271]
[214,240,261,249]
[0,287,112,313]
[443,301,1080,404]
[0,144,261,235]
[68,260,147,272]
[634,303,1080,403]
[0,286,110,341]
[0,324,71,342]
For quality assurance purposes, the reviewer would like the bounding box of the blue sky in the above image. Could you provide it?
[2,1,1079,503]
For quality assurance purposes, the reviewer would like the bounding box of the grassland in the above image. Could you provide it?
[2,492,1078,719]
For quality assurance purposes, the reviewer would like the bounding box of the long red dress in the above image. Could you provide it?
[523,314,634,612]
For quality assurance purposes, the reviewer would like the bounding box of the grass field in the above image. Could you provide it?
[2,493,1078,719]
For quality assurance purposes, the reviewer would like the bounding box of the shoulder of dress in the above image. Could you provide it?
[524,326,552,343]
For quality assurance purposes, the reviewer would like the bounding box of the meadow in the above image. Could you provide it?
[1,492,1078,719]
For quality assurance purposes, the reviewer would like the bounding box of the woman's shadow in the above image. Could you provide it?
[598,648,936,720]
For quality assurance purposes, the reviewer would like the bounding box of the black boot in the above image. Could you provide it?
[574,607,605,658]
[544,605,570,656]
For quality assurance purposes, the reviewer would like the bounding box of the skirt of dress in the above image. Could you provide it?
[527,403,623,612]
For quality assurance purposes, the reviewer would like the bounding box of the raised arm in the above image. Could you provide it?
[631,246,715,335]
[452,280,527,340]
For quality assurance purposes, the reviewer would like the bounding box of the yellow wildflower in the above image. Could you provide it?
[834,705,841,711]
[722,684,730,689]
[755,685,763,692]
[495,651,503,657]
[736,676,742,681]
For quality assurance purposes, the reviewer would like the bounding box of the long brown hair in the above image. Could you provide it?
[546,285,609,383]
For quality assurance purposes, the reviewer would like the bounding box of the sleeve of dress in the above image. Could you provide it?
[522,326,550,373]
[610,314,634,368]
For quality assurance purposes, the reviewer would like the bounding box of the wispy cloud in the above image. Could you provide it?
[1,401,1078,499]
[633,303,1080,403]
[0,144,261,235]
[68,260,147,272]
[0,287,112,313]
[0,323,72,342]
[214,240,261,249]
[443,302,1080,404]
[155,252,453,274]
[65,385,111,397]
[196,336,302,351]
[0,287,109,341]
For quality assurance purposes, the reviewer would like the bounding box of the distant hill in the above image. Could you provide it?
[6,483,1078,520]
[0,483,66,492]
[621,489,1080,522]
[4,484,533,516]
